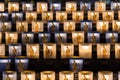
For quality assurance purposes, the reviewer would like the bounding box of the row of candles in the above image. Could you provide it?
[0,1,120,12]
[0,10,120,22]
[0,43,120,59]
[0,31,118,43]
[1,70,118,80]
[1,20,120,32]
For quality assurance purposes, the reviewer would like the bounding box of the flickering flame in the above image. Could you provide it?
[82,45,90,49]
